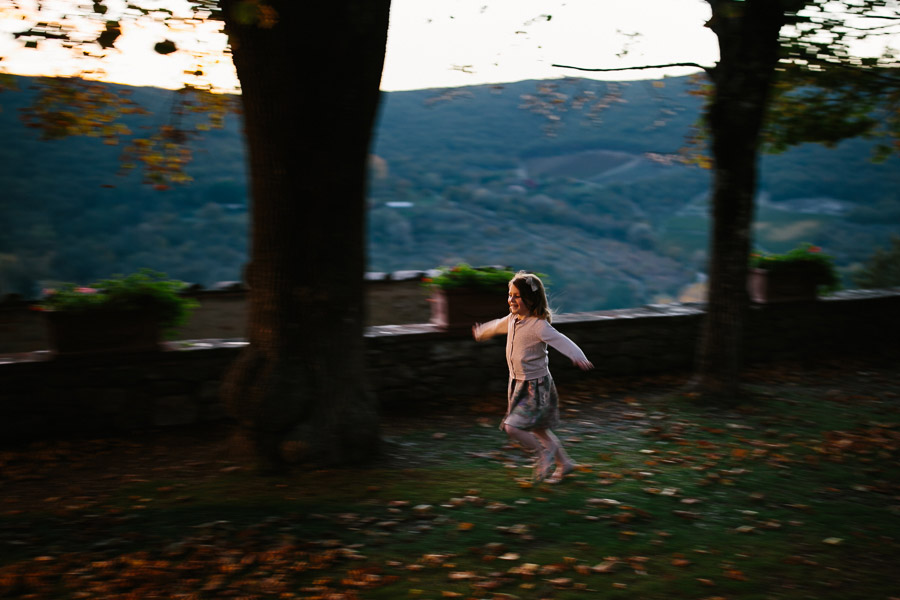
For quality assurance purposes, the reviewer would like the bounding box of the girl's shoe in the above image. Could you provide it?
[533,449,556,482]
[546,462,576,484]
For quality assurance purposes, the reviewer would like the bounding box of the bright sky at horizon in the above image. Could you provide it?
[1,0,897,92]
[381,0,718,90]
[0,0,718,92]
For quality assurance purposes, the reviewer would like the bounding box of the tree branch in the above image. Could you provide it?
[552,61,714,75]
[789,54,900,85]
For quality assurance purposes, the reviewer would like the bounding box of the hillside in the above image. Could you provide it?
[1,75,899,312]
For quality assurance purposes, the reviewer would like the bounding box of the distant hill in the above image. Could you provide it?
[1,75,899,312]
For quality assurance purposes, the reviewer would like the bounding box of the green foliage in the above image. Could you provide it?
[41,269,199,335]
[2,75,899,311]
[750,243,841,291]
[853,235,900,289]
[763,1,900,160]
[423,264,518,292]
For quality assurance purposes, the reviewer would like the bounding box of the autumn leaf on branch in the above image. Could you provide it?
[20,77,239,187]
[20,77,145,141]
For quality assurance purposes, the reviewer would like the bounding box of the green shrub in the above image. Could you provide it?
[423,264,518,292]
[749,243,841,292]
[40,269,199,336]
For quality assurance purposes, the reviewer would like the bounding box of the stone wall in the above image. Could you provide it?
[0,272,432,354]
[1,289,897,444]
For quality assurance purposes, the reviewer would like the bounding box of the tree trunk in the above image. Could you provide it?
[219,0,391,469]
[693,1,788,399]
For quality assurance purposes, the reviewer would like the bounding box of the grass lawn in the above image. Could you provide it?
[1,358,898,599]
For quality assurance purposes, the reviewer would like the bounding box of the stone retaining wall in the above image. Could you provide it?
[0,273,431,354]
[1,289,897,444]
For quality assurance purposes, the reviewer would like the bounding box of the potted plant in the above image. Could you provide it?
[748,243,841,304]
[423,264,517,332]
[38,269,199,356]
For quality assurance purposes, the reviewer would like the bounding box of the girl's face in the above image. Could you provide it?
[508,283,531,318]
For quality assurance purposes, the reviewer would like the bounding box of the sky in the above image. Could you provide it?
[0,0,719,92]
[1,0,897,92]
[381,0,718,90]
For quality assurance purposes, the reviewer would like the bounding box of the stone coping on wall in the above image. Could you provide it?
[2,288,897,366]
[0,302,682,364]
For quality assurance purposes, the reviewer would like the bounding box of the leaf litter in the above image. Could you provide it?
[1,358,898,598]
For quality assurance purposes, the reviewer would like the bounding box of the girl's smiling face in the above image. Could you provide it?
[508,283,531,318]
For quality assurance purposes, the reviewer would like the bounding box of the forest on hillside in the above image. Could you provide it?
[1,75,899,312]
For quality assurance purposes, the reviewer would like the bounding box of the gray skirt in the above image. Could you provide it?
[502,374,561,431]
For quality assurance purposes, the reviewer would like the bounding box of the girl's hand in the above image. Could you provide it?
[573,358,594,371]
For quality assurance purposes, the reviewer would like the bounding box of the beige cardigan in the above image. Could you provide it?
[473,314,589,380]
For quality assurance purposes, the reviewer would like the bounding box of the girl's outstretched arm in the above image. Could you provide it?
[540,322,593,370]
[571,358,595,371]
[472,315,510,341]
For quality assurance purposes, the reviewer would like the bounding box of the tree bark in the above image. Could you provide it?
[693,1,789,399]
[218,0,391,469]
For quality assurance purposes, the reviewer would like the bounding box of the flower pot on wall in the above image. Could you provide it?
[44,310,163,356]
[430,288,508,333]
[747,267,820,304]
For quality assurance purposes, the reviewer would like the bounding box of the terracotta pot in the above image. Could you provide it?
[429,288,508,332]
[747,267,820,304]
[44,309,163,356]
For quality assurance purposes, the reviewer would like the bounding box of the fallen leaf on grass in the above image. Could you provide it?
[448,571,477,580]
[673,510,701,520]
[591,560,618,573]
[573,564,592,575]
[587,498,621,507]
[507,563,540,576]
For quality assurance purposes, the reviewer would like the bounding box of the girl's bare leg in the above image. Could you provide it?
[503,424,554,481]
[533,429,576,483]
[502,423,542,453]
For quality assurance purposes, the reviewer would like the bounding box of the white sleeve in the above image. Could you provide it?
[473,315,510,341]
[539,321,589,363]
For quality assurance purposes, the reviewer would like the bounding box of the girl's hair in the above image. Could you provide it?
[510,271,553,323]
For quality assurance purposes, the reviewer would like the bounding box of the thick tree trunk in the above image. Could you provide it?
[218,0,391,469]
[694,1,788,399]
